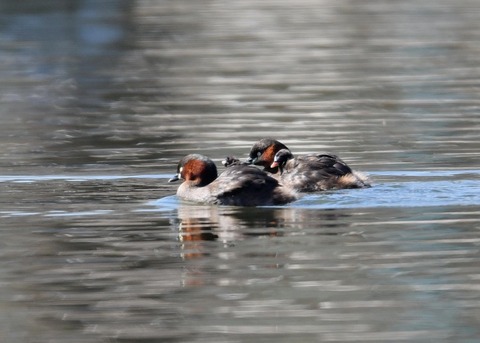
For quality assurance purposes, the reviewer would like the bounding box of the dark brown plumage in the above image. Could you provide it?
[247,139,370,192]
[169,154,297,206]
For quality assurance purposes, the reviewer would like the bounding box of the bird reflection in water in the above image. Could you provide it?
[175,204,287,287]
[173,203,357,286]
[177,203,354,259]
[176,205,280,259]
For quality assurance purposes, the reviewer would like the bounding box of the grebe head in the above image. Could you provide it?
[246,138,289,167]
[169,154,217,186]
[270,149,294,174]
[222,156,241,167]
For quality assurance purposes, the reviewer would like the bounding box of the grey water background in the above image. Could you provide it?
[1,0,480,342]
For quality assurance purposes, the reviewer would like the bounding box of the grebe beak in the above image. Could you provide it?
[168,174,181,182]
[270,161,279,169]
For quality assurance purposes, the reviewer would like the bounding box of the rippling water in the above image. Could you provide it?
[1,0,480,342]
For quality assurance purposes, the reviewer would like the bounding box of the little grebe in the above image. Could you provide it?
[246,138,370,192]
[221,156,244,167]
[169,154,297,206]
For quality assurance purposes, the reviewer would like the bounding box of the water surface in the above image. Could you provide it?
[1,0,480,342]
